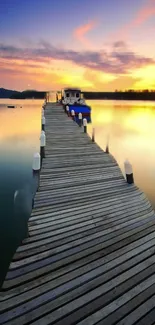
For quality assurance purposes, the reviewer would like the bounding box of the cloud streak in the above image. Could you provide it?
[0,41,154,76]
[132,0,155,27]
[109,0,155,42]
[73,20,98,47]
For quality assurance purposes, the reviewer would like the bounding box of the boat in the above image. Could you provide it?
[61,88,91,123]
[7,105,16,108]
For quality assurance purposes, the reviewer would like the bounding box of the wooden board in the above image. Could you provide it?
[0,103,155,325]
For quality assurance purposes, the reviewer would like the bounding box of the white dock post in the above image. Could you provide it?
[42,108,44,117]
[32,152,41,174]
[66,105,69,116]
[40,130,46,162]
[41,115,45,131]
[78,113,82,127]
[83,118,87,133]
[124,159,134,184]
[71,109,75,121]
[32,152,41,204]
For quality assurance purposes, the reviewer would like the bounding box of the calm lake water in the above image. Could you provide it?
[0,98,155,286]
[0,99,42,286]
[87,100,155,209]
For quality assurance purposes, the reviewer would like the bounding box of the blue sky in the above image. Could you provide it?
[0,0,155,91]
[0,0,146,44]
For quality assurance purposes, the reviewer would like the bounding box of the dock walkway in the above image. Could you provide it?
[1,103,155,324]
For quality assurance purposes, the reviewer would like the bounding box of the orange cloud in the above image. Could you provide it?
[109,0,155,41]
[74,20,98,47]
[132,0,155,27]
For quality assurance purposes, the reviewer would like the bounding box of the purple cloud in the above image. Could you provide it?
[0,41,154,75]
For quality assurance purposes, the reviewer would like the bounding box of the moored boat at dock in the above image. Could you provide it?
[61,88,91,123]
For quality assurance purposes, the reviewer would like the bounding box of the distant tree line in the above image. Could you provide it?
[2,87,155,101]
[83,90,155,101]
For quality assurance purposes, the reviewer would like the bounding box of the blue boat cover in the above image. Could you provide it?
[68,104,91,114]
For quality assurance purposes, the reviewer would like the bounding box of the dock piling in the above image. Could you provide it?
[105,144,109,153]
[71,109,75,121]
[105,135,110,153]
[42,108,44,117]
[32,152,41,193]
[83,118,87,133]
[41,115,45,131]
[32,152,41,173]
[124,159,134,184]
[92,127,95,142]
[66,105,69,116]
[40,130,46,163]
[78,112,82,127]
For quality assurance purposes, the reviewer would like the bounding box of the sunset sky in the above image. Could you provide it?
[0,0,155,91]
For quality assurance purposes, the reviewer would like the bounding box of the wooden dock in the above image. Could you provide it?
[1,102,155,325]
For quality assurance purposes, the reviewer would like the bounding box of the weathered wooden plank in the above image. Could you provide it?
[31,190,145,214]
[18,212,154,257]
[42,162,117,174]
[29,198,148,227]
[133,308,155,325]
[29,204,151,238]
[34,181,127,203]
[3,258,155,325]
[1,253,155,325]
[1,103,155,325]
[4,220,155,286]
[10,210,154,268]
[22,209,154,248]
[117,295,155,325]
[1,232,155,303]
[13,207,153,260]
[76,279,155,325]
[34,186,138,209]
[39,172,123,183]
[98,285,155,325]
[1,225,155,302]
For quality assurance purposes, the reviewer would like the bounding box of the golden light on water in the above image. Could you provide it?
[0,99,154,206]
[0,100,41,140]
[87,100,155,206]
[123,107,155,135]
[0,100,42,158]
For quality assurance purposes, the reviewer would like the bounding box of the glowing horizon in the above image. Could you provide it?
[1,0,155,92]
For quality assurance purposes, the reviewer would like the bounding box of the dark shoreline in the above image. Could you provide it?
[1,88,155,101]
[83,91,155,101]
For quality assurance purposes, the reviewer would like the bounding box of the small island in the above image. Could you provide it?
[0,88,46,99]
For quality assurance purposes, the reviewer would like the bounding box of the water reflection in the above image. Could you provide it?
[87,100,155,209]
[0,99,42,286]
[0,98,155,286]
